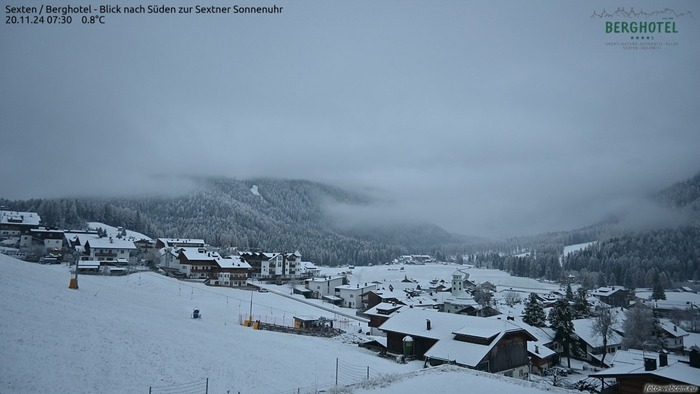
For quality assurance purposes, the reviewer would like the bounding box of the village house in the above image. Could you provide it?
[176,248,251,286]
[335,283,377,309]
[19,227,64,254]
[84,237,137,264]
[379,307,536,379]
[589,347,700,394]
[0,210,41,239]
[177,248,219,279]
[364,302,404,335]
[488,316,559,374]
[296,261,320,278]
[209,256,251,287]
[64,230,99,252]
[660,321,689,352]
[305,276,346,302]
[572,312,625,367]
[362,279,440,311]
[590,287,632,307]
[239,251,300,281]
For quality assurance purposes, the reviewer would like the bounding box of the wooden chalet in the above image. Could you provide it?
[379,307,536,378]
[590,348,700,394]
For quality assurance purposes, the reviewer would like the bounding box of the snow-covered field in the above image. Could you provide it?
[87,221,151,241]
[319,263,562,294]
[562,242,596,257]
[0,255,577,393]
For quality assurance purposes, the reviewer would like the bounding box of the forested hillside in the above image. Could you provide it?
[0,178,465,265]
[467,172,700,287]
[563,226,700,286]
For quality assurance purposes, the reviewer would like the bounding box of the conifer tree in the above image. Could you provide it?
[572,287,592,319]
[523,293,546,327]
[652,271,666,301]
[549,299,577,368]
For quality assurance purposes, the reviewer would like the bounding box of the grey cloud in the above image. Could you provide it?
[1,0,699,238]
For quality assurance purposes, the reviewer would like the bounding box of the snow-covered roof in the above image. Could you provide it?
[591,287,627,297]
[157,238,206,247]
[64,231,100,244]
[425,330,506,367]
[362,336,387,348]
[178,248,219,262]
[85,238,136,250]
[214,256,251,270]
[590,349,700,386]
[380,307,530,343]
[527,342,556,360]
[661,320,689,338]
[364,302,403,318]
[29,228,63,234]
[489,317,555,345]
[308,276,344,283]
[0,210,41,226]
[572,314,624,349]
[297,261,319,271]
[336,284,376,291]
[76,260,101,268]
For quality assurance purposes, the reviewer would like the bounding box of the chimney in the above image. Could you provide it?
[674,325,677,332]
[535,345,539,354]
[644,357,657,371]
[426,319,431,331]
[659,352,668,367]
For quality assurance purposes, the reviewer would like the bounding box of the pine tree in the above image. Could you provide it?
[572,287,592,319]
[565,283,574,301]
[652,271,666,301]
[548,299,577,368]
[523,293,546,327]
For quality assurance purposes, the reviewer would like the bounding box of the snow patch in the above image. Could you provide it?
[250,185,261,197]
[563,242,596,257]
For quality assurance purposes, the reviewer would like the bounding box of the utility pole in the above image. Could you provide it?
[69,259,79,289]
[249,290,253,321]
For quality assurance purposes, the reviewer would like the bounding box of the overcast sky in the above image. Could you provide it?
[1,1,699,238]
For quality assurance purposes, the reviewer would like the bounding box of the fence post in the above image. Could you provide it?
[205,378,209,394]
[335,358,339,386]
[367,366,369,380]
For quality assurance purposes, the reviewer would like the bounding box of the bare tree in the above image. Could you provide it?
[503,291,522,307]
[622,308,654,349]
[592,308,618,365]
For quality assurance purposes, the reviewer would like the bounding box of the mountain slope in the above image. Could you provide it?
[1,178,468,265]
